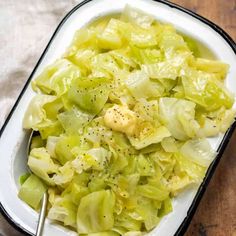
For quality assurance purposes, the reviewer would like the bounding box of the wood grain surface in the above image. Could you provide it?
[171,0,236,41]
[169,1,236,236]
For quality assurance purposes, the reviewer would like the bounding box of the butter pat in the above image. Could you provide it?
[104,105,137,136]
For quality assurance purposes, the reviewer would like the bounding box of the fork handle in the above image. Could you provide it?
[36,192,48,236]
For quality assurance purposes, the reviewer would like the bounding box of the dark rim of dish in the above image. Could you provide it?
[0,0,235,235]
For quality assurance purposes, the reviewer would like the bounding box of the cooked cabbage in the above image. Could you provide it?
[77,190,115,234]
[18,174,46,210]
[159,97,200,140]
[20,4,235,236]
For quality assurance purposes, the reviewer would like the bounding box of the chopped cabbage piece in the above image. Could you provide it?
[174,153,206,182]
[110,48,136,69]
[130,46,163,65]
[168,175,193,196]
[48,194,77,228]
[128,126,171,150]
[52,162,75,185]
[23,95,57,129]
[36,120,64,139]
[161,137,178,153]
[58,107,94,135]
[180,139,216,167]
[182,70,234,111]
[28,148,58,185]
[159,97,200,140]
[114,211,142,232]
[68,48,98,75]
[18,174,46,210]
[133,197,160,230]
[77,190,115,234]
[98,19,123,49]
[121,5,154,28]
[158,30,188,51]
[19,173,30,185]
[194,58,229,79]
[46,136,60,158]
[72,147,111,173]
[142,62,179,80]
[137,184,169,201]
[90,53,120,78]
[30,135,45,150]
[125,70,165,99]
[54,135,81,165]
[32,59,81,95]
[68,77,110,114]
[124,26,157,48]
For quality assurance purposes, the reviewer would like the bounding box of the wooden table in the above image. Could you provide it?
[169,1,236,235]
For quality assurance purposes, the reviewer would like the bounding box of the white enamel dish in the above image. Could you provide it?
[0,0,235,235]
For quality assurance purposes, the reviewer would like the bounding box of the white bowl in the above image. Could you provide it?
[0,0,235,235]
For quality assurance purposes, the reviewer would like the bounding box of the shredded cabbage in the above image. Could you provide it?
[19,5,235,236]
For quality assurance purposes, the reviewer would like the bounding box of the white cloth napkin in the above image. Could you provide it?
[0,0,82,235]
